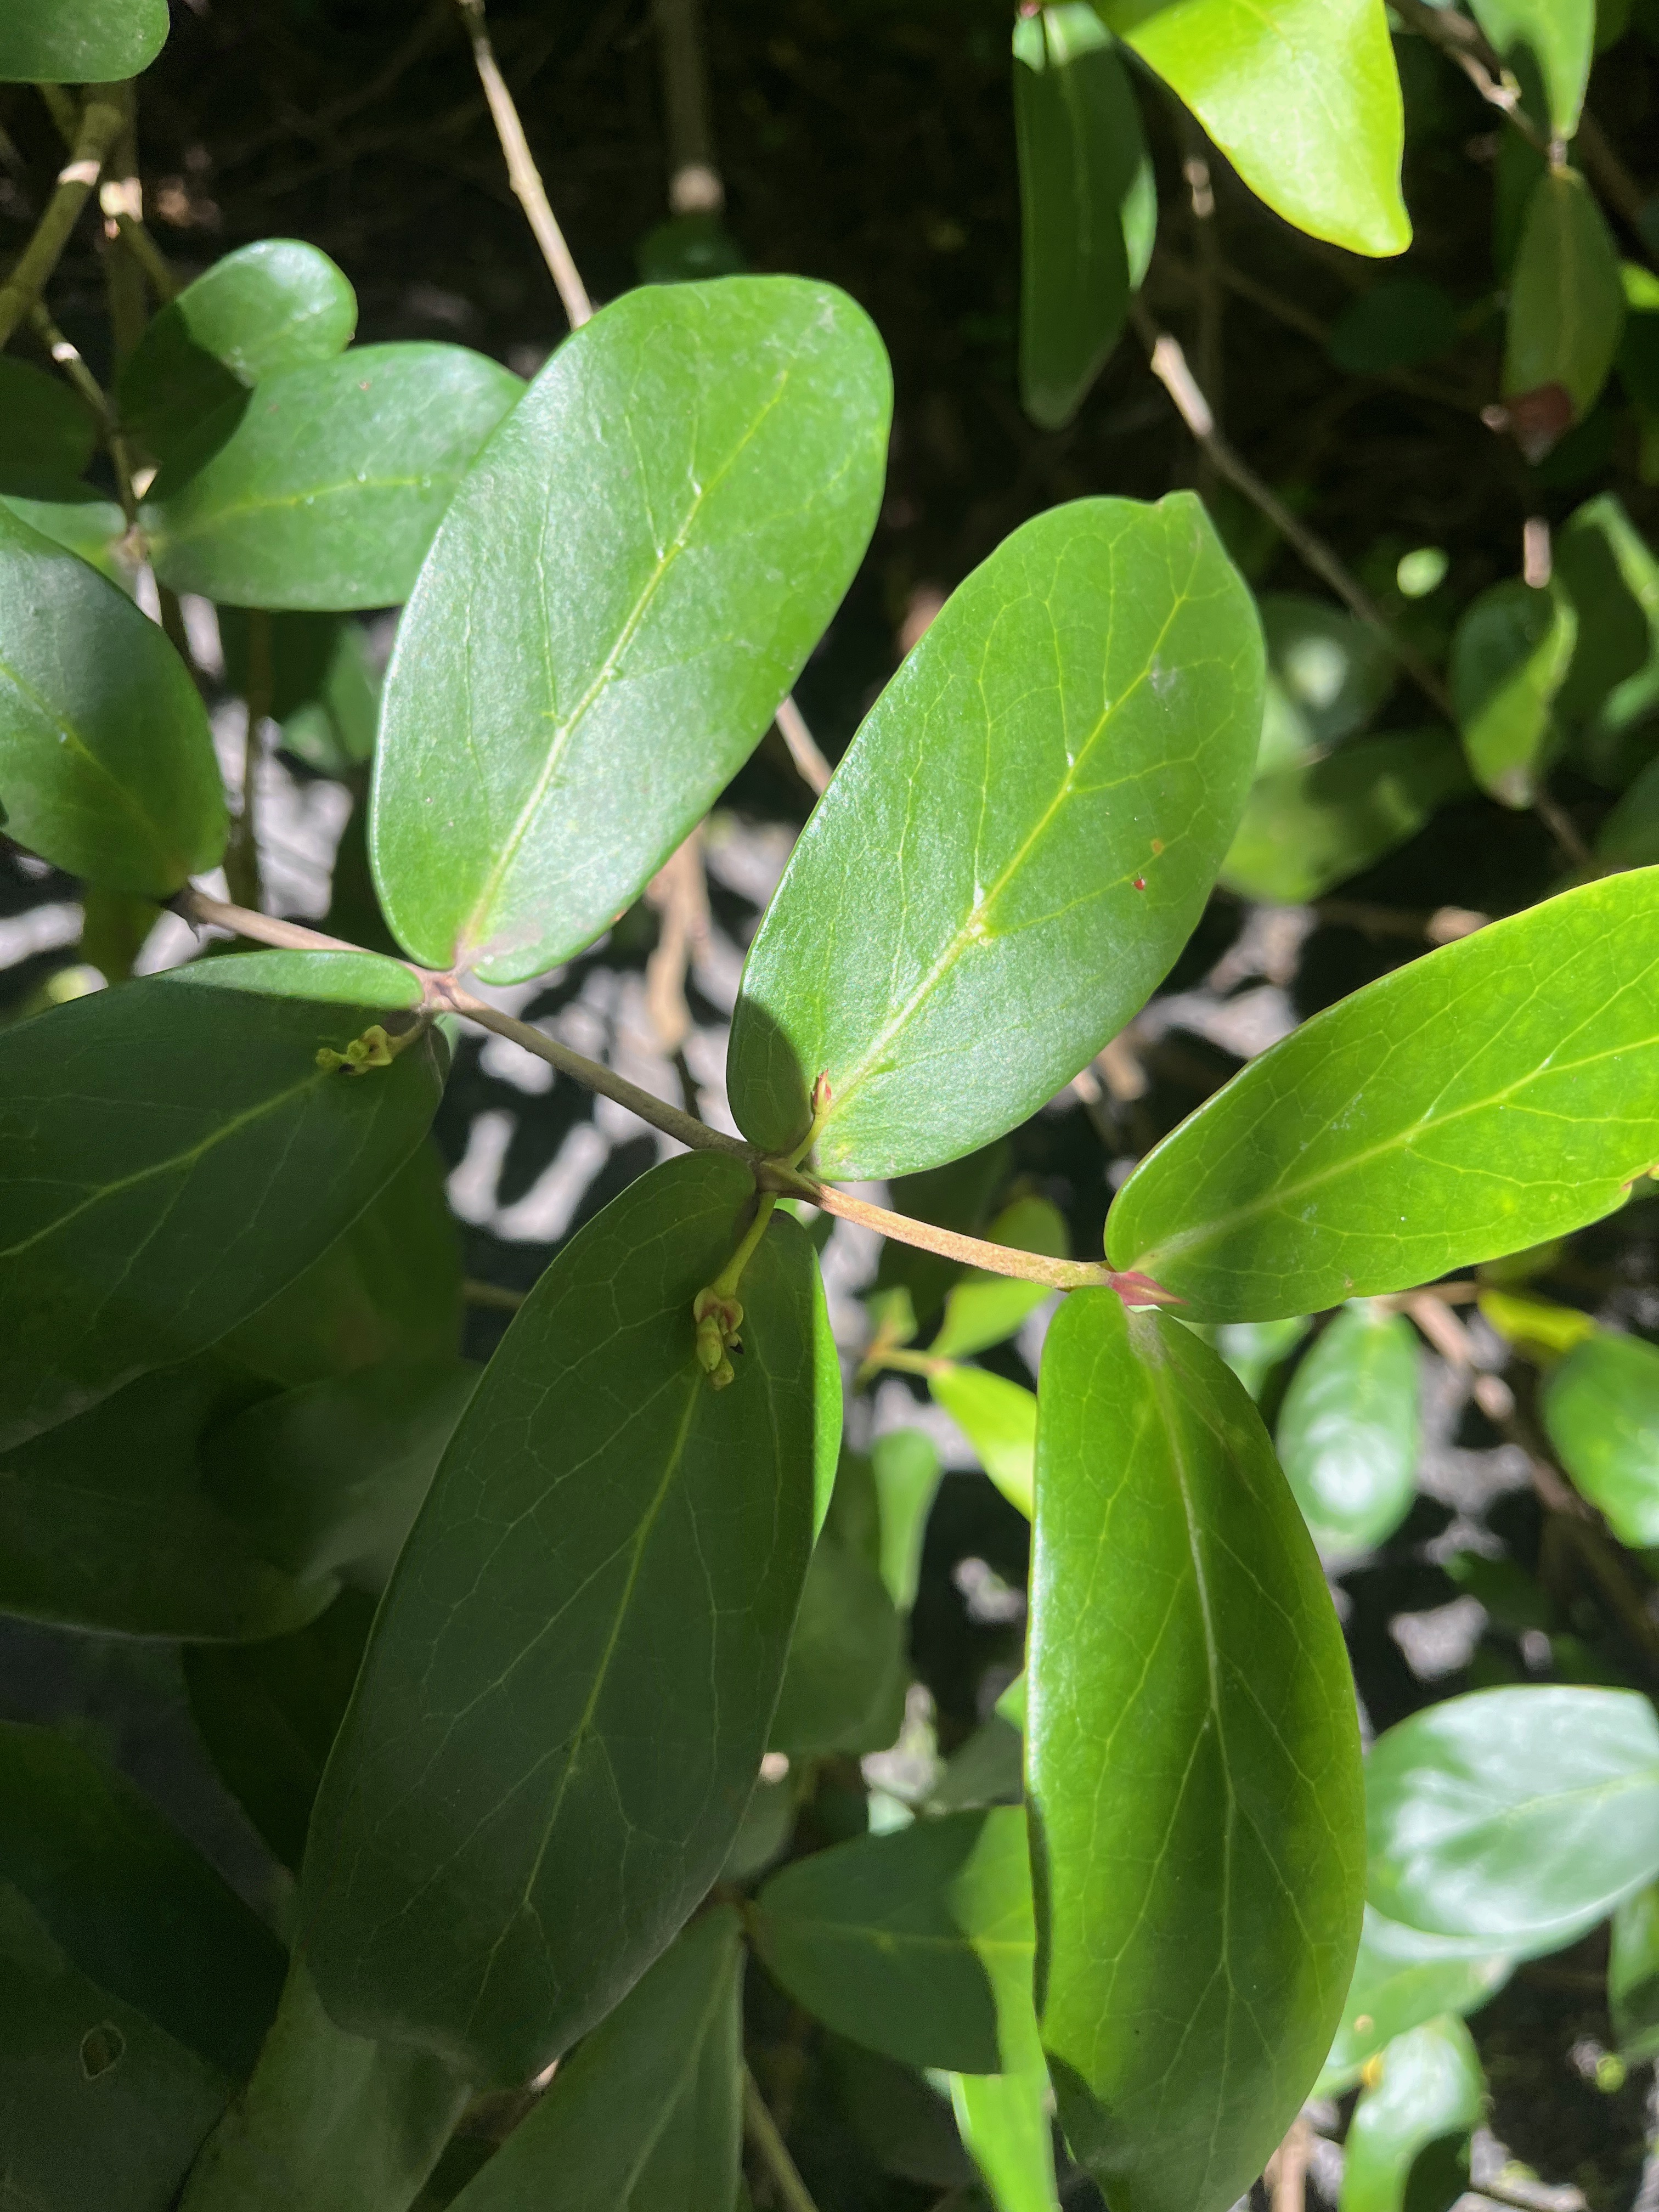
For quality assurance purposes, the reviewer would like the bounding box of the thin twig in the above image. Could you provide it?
[225,610,272,911]
[100,83,146,369]
[26,302,138,529]
[1573,110,1654,257]
[463,1278,526,1311]
[1176,110,1222,503]
[774,696,833,797]
[176,888,371,958]
[36,82,177,304]
[1265,2117,1310,2212]
[452,0,591,328]
[0,85,126,349]
[654,0,724,213]
[1389,0,1553,159]
[645,828,711,1059]
[743,2067,823,2212]
[1532,787,1595,873]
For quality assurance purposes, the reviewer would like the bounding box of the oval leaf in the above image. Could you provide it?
[1108,869,1659,1321]
[1338,2017,1483,2212]
[1503,168,1625,444]
[1318,1907,1513,2096]
[369,276,889,981]
[145,344,522,611]
[951,2070,1060,2212]
[0,358,97,499]
[1277,1304,1420,1555]
[0,0,168,80]
[301,1153,833,2084]
[1542,1329,1659,1545]
[932,1197,1068,1363]
[1451,579,1576,808]
[1029,1295,1364,2212]
[768,1525,905,1757]
[931,1365,1037,1519]
[729,493,1264,1178]
[1221,732,1469,904]
[1610,1882,1659,2062]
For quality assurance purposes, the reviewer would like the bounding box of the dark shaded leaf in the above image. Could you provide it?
[1542,1329,1659,1544]
[0,0,168,79]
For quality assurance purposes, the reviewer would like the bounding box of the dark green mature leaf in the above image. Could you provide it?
[1277,1304,1420,1556]
[177,1963,467,2212]
[1093,0,1409,257]
[0,358,97,499]
[370,276,888,982]
[751,1809,1038,2075]
[1469,0,1595,137]
[0,489,129,585]
[1367,1686,1659,1947]
[932,1366,1037,1519]
[729,493,1263,1178]
[1610,1882,1659,2061]
[119,240,357,467]
[0,0,168,79]
[769,1522,904,1756]
[1556,495,1659,789]
[1317,1908,1513,2096]
[1108,870,1659,1321]
[1221,732,1469,903]
[145,345,522,611]
[1503,170,1625,439]
[0,956,446,1448]
[1338,2017,1483,2212]
[871,1427,943,1610]
[302,1154,834,2084]
[0,499,225,892]
[447,1908,743,2212]
[1451,579,1576,806]
[0,1722,285,2081]
[1542,1329,1659,1543]
[951,2069,1059,2212]
[932,1197,1068,1362]
[1014,5,1153,430]
[1030,1295,1364,2212]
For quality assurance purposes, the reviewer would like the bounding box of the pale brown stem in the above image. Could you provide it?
[654,0,723,213]
[1390,0,1553,159]
[0,84,126,348]
[774,695,833,797]
[645,827,711,1059]
[177,887,371,957]
[1265,2117,1310,2212]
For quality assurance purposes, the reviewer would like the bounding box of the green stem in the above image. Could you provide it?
[0,85,125,348]
[743,2066,822,2212]
[709,1191,777,1302]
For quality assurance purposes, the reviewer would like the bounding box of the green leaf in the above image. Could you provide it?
[769,1521,905,1756]
[874,1141,1014,1327]
[447,1908,743,2212]
[1503,169,1625,437]
[1093,0,1409,257]
[1328,279,1460,375]
[0,489,130,585]
[729,493,1264,1179]
[0,960,447,1448]
[1276,1304,1420,1555]
[1108,870,1659,1322]
[1610,1881,1659,2061]
[931,1197,1069,1361]
[1450,579,1577,806]
[1197,1314,1311,1398]
[0,1722,286,2081]
[221,610,380,774]
[1013,5,1153,429]
[950,2070,1060,2212]
[177,1962,467,2212]
[1365,1685,1659,1948]
[872,1427,944,1610]
[118,240,357,468]
[369,277,888,983]
[145,345,522,611]
[0,358,97,499]
[0,0,168,80]
[1554,493,1659,787]
[1338,2017,1483,2212]
[301,1154,832,2085]
[1029,1296,1365,2212]
[1259,592,1399,756]
[1221,732,1469,902]
[750,1808,1039,2075]
[1542,1329,1659,1545]
[1317,1908,1513,2096]
[1469,0,1596,138]
[0,499,226,893]
[931,1365,1037,1519]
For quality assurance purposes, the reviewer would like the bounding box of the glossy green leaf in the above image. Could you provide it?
[1542,1329,1659,1544]
[145,344,522,611]
[1610,1881,1659,2060]
[1094,0,1409,257]
[872,1427,944,1610]
[1451,579,1577,806]
[176,945,422,1009]
[1469,0,1595,137]
[370,278,888,982]
[1503,169,1625,434]
[1277,1304,1420,1555]
[1029,1296,1365,2212]
[932,1197,1068,1361]
[1108,870,1659,1322]
[751,1809,1038,2075]
[177,1962,467,2212]
[1556,494,1659,787]
[932,1365,1037,1518]
[301,1153,831,2084]
[951,2069,1059,2212]
[119,240,357,467]
[1328,279,1460,376]
[1222,732,1469,902]
[448,1909,743,2212]
[729,493,1264,1178]
[1317,1907,1513,2096]
[1259,592,1398,757]
[769,1521,905,1756]
[0,960,447,1448]
[0,0,168,79]
[1013,5,1154,430]
[1338,2017,1483,2212]
[0,489,129,585]
[0,499,226,893]
[0,358,97,499]
[1365,1685,1659,1946]
[0,1722,285,2081]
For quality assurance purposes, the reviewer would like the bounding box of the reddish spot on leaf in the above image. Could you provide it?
[1487,382,1576,464]
[1132,876,1146,891]
[1150,838,1164,855]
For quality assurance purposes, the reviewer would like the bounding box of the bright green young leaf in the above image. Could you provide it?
[874,1140,1014,1327]
[729,493,1264,1178]
[1469,0,1595,138]
[1221,732,1469,902]
[1610,1882,1659,2061]
[370,277,888,983]
[1554,493,1659,787]
[1328,280,1459,376]
[951,2069,1059,2212]
[301,1154,832,2085]
[1108,870,1659,1322]
[1277,1304,1421,1556]
[932,1365,1037,1519]
[0,962,447,1448]
[1338,2017,1483,2212]
[445,1907,743,2212]
[1476,1288,1598,1363]
[0,0,168,79]
[119,240,357,467]
[1013,5,1153,429]
[1093,0,1409,257]
[1450,579,1577,806]
[1259,592,1398,757]
[145,344,522,611]
[1542,1329,1659,1544]
[1366,1685,1659,1947]
[872,1427,944,1610]
[177,1962,467,2212]
[1317,1908,1513,2096]
[0,358,97,500]
[751,1808,1038,2075]
[1029,1296,1364,2212]
[0,499,226,893]
[932,1197,1068,1361]
[1503,169,1626,435]
[769,1520,905,1757]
